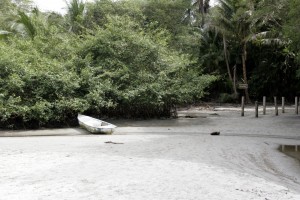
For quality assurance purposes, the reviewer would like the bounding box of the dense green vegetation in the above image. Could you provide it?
[0,0,299,129]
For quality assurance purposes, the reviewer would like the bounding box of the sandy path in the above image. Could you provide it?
[0,107,300,199]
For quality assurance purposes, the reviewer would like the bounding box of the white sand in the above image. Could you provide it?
[0,107,300,200]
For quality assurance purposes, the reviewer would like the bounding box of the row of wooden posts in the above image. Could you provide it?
[241,96,300,117]
[281,145,299,152]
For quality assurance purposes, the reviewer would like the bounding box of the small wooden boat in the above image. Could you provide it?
[77,114,117,134]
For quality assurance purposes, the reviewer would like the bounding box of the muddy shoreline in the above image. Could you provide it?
[0,106,300,199]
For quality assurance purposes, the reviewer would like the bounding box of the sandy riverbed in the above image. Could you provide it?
[0,106,300,200]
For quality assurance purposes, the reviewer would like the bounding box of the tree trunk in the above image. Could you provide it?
[199,0,205,27]
[242,43,250,103]
[223,35,238,97]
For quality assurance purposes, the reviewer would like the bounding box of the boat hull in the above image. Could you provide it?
[78,114,117,134]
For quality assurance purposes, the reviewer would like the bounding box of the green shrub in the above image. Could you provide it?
[0,36,88,128]
[76,16,217,117]
[0,14,216,129]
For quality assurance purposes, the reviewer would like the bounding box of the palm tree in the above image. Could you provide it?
[199,29,224,73]
[209,0,257,102]
[13,10,37,39]
[184,0,211,27]
[197,0,210,27]
[209,0,239,98]
[65,0,85,33]
[0,0,35,31]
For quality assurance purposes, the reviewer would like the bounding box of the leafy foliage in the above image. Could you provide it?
[283,0,300,77]
[0,0,216,129]
[1,0,300,129]
[0,35,87,128]
[76,16,217,118]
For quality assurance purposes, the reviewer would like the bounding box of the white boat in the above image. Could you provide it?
[77,114,117,134]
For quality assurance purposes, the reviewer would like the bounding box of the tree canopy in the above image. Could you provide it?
[0,0,299,129]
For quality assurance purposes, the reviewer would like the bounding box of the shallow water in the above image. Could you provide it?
[280,145,300,161]
[110,117,212,127]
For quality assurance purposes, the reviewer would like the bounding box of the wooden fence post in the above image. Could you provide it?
[274,96,278,116]
[296,97,299,115]
[241,96,245,117]
[282,97,285,113]
[263,96,266,115]
[255,101,258,118]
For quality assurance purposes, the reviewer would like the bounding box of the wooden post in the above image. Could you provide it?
[296,97,299,115]
[241,96,245,117]
[274,96,278,116]
[282,97,285,113]
[296,145,298,152]
[255,101,258,118]
[281,145,285,151]
[263,96,266,115]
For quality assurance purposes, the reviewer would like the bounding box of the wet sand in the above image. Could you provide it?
[0,106,300,199]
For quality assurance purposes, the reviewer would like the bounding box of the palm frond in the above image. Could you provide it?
[14,10,36,39]
[65,0,85,33]
[249,31,288,46]
[0,30,12,39]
